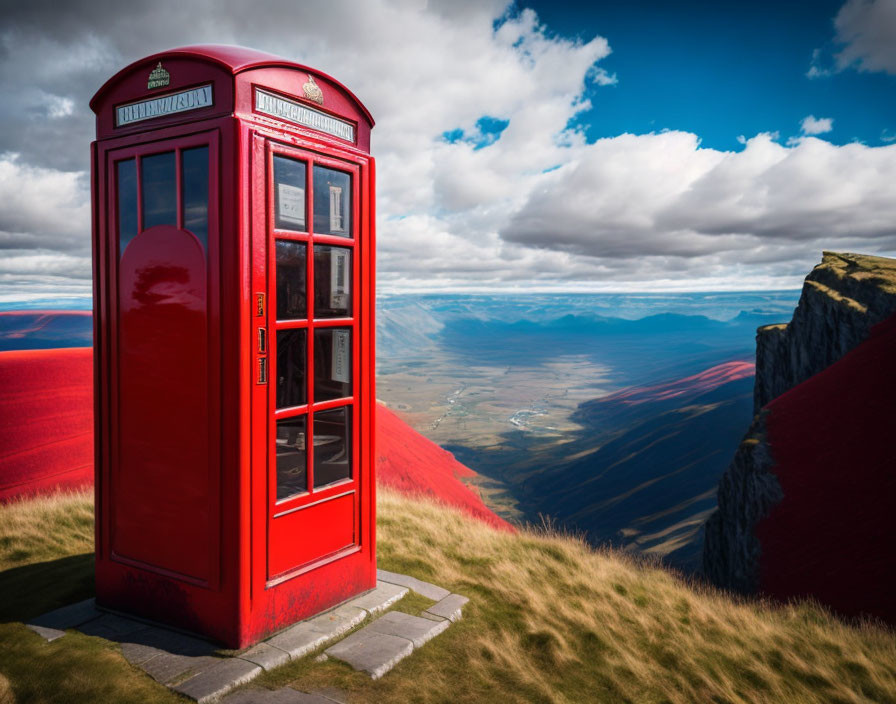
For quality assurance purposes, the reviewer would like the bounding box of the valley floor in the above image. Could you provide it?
[1,489,894,703]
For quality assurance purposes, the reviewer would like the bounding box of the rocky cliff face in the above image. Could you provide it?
[704,251,896,597]
[702,412,782,592]
[753,251,896,412]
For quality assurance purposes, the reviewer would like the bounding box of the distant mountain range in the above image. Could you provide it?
[0,311,92,351]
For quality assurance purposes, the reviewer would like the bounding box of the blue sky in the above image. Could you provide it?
[0,0,894,304]
[523,0,894,149]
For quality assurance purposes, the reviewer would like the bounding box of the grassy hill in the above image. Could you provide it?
[1,489,894,703]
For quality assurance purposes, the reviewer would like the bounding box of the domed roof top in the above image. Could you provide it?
[90,44,373,125]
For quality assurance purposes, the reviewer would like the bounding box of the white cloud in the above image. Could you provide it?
[500,132,896,283]
[800,115,834,135]
[0,154,91,255]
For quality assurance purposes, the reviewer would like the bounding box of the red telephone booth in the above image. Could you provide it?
[90,46,376,648]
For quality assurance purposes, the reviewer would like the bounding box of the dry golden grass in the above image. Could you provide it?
[1,488,895,703]
[256,489,896,703]
[0,488,93,572]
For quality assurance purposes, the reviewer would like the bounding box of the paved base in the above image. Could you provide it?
[26,572,468,702]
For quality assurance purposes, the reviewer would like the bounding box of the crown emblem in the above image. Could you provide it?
[147,62,170,90]
[302,74,324,105]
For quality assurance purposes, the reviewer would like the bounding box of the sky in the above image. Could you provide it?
[1,0,895,304]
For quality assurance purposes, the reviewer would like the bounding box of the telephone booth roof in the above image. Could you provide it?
[89,43,374,126]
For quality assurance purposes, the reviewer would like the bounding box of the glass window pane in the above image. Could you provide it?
[117,158,138,257]
[276,329,306,409]
[313,407,351,488]
[276,416,307,500]
[314,328,351,401]
[182,146,208,248]
[276,241,307,320]
[274,155,307,231]
[313,165,351,237]
[142,151,177,230]
[314,246,351,318]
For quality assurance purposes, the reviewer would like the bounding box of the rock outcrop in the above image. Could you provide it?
[704,252,896,620]
[753,251,896,412]
[702,412,782,592]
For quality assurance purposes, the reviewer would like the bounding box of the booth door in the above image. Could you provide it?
[105,132,220,585]
[262,141,362,581]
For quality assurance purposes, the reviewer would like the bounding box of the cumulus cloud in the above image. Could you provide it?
[834,0,896,74]
[501,132,896,272]
[800,115,834,135]
[809,0,896,77]
[0,0,894,300]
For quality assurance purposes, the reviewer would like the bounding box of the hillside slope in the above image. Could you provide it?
[0,348,94,501]
[521,373,755,570]
[705,252,896,625]
[376,404,511,530]
[2,489,895,703]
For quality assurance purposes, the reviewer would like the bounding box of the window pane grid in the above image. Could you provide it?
[269,147,360,505]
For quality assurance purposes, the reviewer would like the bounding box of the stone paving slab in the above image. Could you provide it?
[27,598,99,631]
[25,624,66,642]
[79,612,151,640]
[174,657,262,703]
[25,572,463,698]
[424,593,469,622]
[365,610,450,648]
[141,652,220,686]
[223,688,340,704]
[120,640,165,666]
[348,581,409,615]
[307,687,348,703]
[376,569,450,601]
[267,605,367,660]
[305,604,369,637]
[124,624,218,657]
[325,630,414,680]
[240,642,291,671]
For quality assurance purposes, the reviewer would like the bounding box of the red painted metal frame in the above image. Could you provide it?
[262,142,362,580]
[91,46,376,648]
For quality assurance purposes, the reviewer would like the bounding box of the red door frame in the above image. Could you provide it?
[262,139,363,583]
[246,119,376,642]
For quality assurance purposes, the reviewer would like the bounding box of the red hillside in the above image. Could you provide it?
[756,312,896,625]
[0,347,94,501]
[376,405,512,530]
[604,360,754,405]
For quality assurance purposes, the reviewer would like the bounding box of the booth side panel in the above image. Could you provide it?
[93,119,243,647]
[367,155,377,586]
[91,140,105,568]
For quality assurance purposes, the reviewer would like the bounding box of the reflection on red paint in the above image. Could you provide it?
[116,225,211,582]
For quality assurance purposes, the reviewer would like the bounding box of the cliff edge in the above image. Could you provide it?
[704,252,896,623]
[753,251,896,412]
